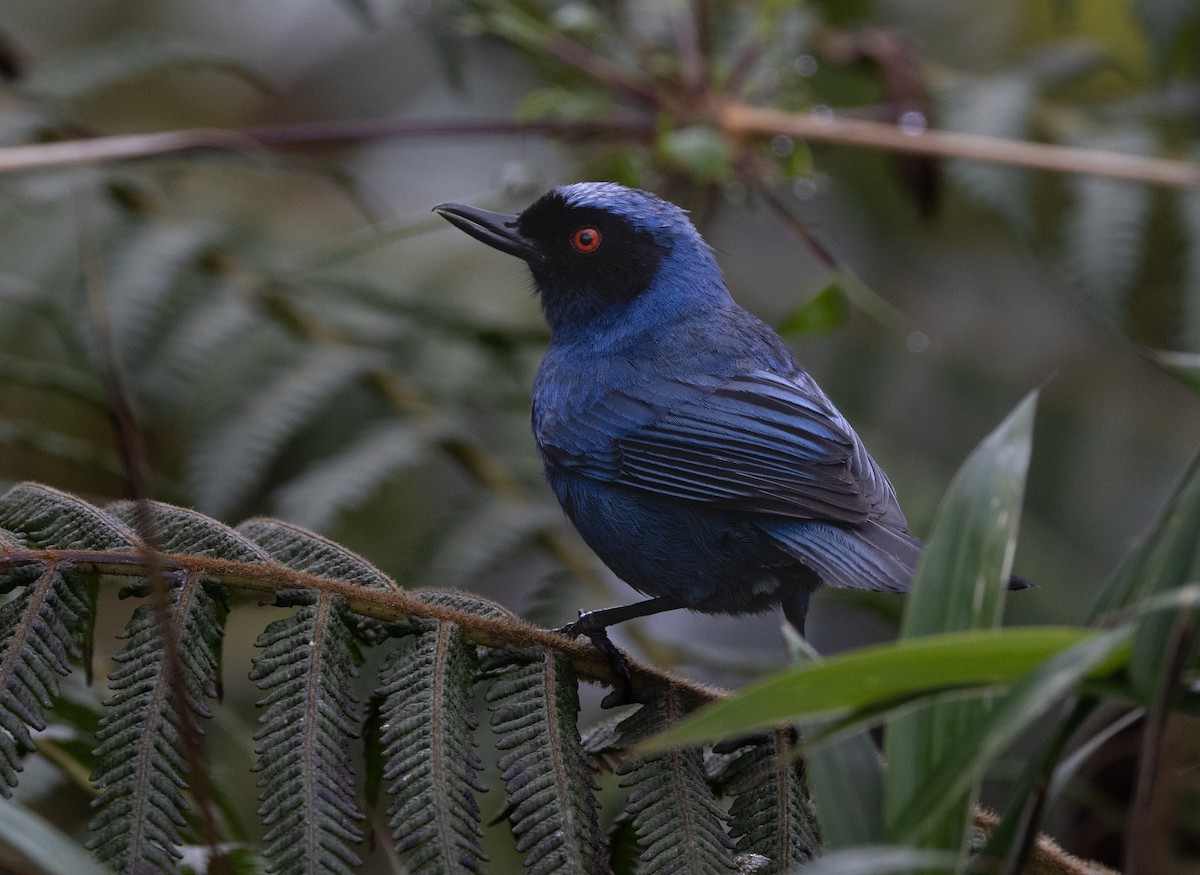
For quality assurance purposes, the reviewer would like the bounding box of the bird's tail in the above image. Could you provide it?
[763,519,1033,593]
[760,519,922,594]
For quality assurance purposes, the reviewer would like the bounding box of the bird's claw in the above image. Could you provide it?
[557,611,634,703]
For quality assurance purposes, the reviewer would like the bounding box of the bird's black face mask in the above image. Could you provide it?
[435,192,668,325]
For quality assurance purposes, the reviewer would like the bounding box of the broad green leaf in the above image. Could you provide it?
[884,391,1037,853]
[1145,349,1200,395]
[806,729,886,849]
[0,797,111,875]
[783,846,959,874]
[638,627,1090,751]
[778,281,848,338]
[657,125,733,181]
[887,625,1131,841]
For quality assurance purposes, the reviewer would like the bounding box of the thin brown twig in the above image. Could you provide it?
[0,117,654,174]
[1,105,1196,190]
[719,102,1200,190]
[0,547,720,703]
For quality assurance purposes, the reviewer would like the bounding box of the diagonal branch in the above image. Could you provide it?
[718,102,1200,190]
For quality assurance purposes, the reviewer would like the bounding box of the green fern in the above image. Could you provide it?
[191,347,383,518]
[145,289,261,410]
[239,517,386,875]
[719,734,820,874]
[86,576,226,872]
[271,418,445,531]
[105,221,225,370]
[483,647,608,874]
[376,592,500,874]
[1064,127,1156,321]
[616,689,737,874]
[938,74,1036,235]
[426,497,562,589]
[0,484,136,796]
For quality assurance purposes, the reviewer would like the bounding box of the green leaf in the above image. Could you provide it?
[886,625,1132,841]
[884,391,1037,851]
[639,627,1091,751]
[0,797,111,875]
[805,730,885,850]
[777,281,848,338]
[657,126,733,181]
[899,390,1037,638]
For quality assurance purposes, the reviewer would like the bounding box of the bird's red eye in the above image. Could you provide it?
[571,227,601,253]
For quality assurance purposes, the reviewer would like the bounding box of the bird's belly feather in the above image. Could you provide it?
[546,466,790,614]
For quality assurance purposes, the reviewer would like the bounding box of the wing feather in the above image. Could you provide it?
[541,369,901,524]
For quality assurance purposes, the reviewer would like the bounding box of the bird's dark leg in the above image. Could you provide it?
[558,596,687,699]
[780,584,812,638]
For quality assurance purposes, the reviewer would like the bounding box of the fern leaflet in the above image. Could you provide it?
[720,733,820,873]
[377,592,500,873]
[240,518,383,874]
[616,688,737,874]
[483,646,608,874]
[0,484,136,797]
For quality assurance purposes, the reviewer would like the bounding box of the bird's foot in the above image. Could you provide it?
[558,611,633,703]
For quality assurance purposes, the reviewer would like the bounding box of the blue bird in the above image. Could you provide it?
[435,183,1021,675]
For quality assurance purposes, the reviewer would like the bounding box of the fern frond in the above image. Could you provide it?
[483,647,607,875]
[191,346,383,518]
[86,570,227,873]
[427,498,562,589]
[720,734,820,874]
[105,221,225,369]
[0,484,136,797]
[376,593,500,873]
[938,74,1036,235]
[1064,127,1155,319]
[271,418,446,531]
[86,501,253,871]
[0,482,137,552]
[238,517,383,874]
[0,562,89,797]
[615,690,737,874]
[145,289,262,410]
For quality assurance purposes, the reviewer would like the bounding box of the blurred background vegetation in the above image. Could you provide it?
[0,0,1198,870]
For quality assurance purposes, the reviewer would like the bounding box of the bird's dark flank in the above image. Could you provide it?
[435,183,1019,686]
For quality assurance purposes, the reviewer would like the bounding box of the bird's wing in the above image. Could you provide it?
[541,369,899,524]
